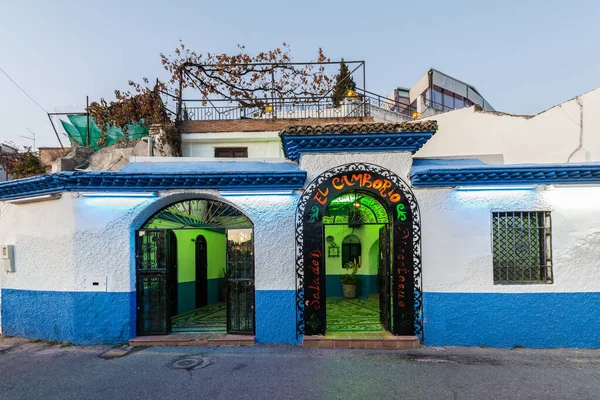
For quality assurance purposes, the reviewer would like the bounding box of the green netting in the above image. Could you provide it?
[60,115,149,150]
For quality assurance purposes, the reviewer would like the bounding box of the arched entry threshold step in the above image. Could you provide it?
[302,334,420,349]
[128,333,255,347]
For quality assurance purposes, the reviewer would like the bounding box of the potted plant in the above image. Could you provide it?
[340,262,361,299]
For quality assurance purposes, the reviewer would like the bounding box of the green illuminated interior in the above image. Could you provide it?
[323,191,390,225]
[142,200,252,333]
[324,191,390,333]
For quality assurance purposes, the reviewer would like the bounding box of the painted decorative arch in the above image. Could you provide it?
[295,163,423,339]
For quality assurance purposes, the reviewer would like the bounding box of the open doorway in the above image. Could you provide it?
[323,191,391,334]
[136,199,254,336]
[298,164,422,339]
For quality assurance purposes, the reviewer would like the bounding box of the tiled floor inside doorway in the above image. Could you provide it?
[171,302,226,334]
[326,297,386,333]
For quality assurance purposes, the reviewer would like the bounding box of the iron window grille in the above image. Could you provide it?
[214,147,248,158]
[341,235,361,268]
[492,211,553,284]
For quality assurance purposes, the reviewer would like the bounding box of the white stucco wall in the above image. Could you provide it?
[0,194,152,294]
[417,88,600,164]
[181,131,284,158]
[298,151,600,295]
[0,190,300,296]
[300,151,414,185]
[221,193,298,291]
[417,186,600,294]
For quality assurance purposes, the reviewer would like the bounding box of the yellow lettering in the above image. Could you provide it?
[351,174,363,184]
[332,177,344,190]
[380,180,392,195]
[362,173,372,188]
[342,175,355,187]
[314,193,327,205]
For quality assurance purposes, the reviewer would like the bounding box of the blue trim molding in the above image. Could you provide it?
[0,169,307,201]
[424,292,600,348]
[281,132,435,162]
[411,162,600,187]
[1,289,136,345]
[255,290,298,344]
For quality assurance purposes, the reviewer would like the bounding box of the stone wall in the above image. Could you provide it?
[38,147,71,169]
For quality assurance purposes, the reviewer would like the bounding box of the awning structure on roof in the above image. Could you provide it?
[280,121,438,162]
[0,161,306,201]
[411,159,600,187]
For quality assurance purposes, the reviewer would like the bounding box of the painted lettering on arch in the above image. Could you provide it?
[317,173,403,204]
[305,249,323,310]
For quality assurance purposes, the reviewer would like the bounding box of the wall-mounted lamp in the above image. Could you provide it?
[326,235,339,257]
[6,193,61,205]
[328,242,339,257]
[220,190,293,196]
[79,192,157,198]
[456,185,535,192]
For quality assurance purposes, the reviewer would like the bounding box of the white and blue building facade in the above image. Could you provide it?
[1,120,600,348]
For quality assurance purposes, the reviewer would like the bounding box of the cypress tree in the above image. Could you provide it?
[332,59,357,107]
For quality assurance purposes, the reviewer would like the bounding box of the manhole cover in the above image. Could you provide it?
[169,355,213,370]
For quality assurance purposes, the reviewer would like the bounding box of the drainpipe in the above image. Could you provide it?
[567,97,584,163]
[148,137,154,157]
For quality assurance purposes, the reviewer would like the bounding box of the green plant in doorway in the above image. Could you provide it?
[341,261,361,299]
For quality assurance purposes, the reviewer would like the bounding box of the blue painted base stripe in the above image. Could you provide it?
[424,292,600,348]
[255,290,298,344]
[6,289,598,348]
[1,289,135,345]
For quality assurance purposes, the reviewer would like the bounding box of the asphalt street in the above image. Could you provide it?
[1,336,599,400]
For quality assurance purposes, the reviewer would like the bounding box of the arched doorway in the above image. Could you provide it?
[136,198,255,336]
[295,163,423,339]
[323,191,391,333]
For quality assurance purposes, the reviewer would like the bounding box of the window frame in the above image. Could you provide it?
[490,210,553,285]
[341,235,362,269]
[214,147,249,158]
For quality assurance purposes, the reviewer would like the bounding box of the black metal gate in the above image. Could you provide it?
[226,229,255,334]
[297,163,423,340]
[378,225,391,331]
[136,229,176,336]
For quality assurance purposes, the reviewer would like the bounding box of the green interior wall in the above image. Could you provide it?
[324,224,383,298]
[171,229,226,314]
[144,218,227,315]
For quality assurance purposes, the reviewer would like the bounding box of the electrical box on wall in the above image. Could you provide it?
[84,276,107,292]
[2,245,15,273]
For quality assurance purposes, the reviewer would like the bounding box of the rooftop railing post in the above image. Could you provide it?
[176,66,184,124]
[86,95,91,148]
[362,61,367,117]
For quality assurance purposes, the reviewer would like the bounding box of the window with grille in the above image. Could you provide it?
[492,211,553,284]
[342,235,361,269]
[215,147,248,158]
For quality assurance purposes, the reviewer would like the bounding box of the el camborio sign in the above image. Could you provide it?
[300,165,419,336]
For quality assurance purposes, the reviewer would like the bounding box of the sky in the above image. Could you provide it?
[0,0,598,148]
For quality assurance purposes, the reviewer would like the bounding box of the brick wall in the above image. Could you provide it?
[180,117,374,133]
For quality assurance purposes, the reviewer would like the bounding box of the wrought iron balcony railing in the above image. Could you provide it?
[179,90,418,122]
